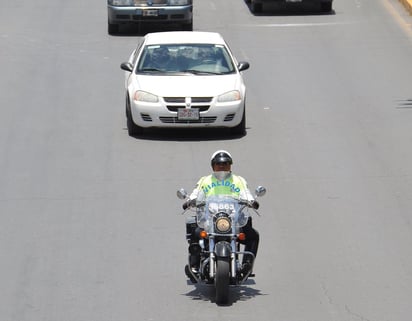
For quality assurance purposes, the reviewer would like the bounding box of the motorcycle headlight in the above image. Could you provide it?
[217,90,241,102]
[215,216,231,233]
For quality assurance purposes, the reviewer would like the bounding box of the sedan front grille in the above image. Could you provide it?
[133,0,168,5]
[163,97,213,103]
[163,97,213,112]
[159,117,217,124]
[133,15,167,21]
[166,105,210,112]
[116,15,130,20]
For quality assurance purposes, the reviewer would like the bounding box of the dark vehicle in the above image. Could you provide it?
[246,0,333,14]
[107,0,193,34]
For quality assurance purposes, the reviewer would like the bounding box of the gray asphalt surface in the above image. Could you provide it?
[1,0,412,320]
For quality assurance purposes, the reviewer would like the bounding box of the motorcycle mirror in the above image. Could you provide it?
[255,186,266,197]
[177,188,188,199]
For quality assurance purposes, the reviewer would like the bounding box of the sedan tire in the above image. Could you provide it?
[231,108,246,136]
[182,21,193,31]
[108,22,119,35]
[126,96,144,136]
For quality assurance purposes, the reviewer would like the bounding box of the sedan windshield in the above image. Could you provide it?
[136,44,236,75]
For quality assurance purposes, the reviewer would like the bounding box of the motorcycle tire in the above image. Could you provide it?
[215,258,230,304]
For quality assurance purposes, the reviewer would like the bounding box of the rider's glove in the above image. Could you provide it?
[250,200,259,210]
[183,199,195,210]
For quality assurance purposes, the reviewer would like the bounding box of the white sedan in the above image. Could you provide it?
[120,31,250,136]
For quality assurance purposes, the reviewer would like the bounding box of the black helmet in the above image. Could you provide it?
[211,150,233,167]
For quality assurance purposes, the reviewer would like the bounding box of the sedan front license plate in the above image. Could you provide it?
[142,9,159,16]
[178,108,199,120]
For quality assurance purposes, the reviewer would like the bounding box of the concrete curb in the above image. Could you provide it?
[399,0,412,15]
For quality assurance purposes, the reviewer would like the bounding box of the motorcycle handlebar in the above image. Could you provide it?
[183,199,254,210]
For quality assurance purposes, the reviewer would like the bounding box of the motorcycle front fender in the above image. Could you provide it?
[215,241,232,258]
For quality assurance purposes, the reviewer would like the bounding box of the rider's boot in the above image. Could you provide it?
[185,265,198,283]
[185,243,201,283]
[241,254,254,277]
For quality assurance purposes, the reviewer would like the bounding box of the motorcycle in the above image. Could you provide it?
[177,186,266,304]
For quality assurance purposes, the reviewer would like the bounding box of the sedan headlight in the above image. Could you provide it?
[215,216,231,233]
[169,0,192,5]
[217,90,241,102]
[133,91,159,103]
[108,0,133,5]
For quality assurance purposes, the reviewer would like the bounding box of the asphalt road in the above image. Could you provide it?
[1,0,412,320]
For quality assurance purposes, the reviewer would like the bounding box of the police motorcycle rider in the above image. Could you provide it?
[182,150,260,281]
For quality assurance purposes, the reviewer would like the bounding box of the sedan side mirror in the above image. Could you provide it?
[120,62,133,72]
[238,61,250,72]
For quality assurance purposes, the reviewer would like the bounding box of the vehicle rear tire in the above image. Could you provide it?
[215,258,230,304]
[108,22,119,35]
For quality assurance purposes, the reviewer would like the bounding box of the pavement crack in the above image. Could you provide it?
[345,305,374,321]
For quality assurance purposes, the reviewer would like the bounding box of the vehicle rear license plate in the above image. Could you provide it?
[142,9,159,16]
[286,0,302,2]
[178,108,199,120]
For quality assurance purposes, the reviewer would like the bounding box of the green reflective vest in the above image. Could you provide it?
[197,174,247,198]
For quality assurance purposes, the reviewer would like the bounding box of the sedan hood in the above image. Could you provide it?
[133,74,242,97]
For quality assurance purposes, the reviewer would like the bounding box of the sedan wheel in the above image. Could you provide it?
[108,22,119,35]
[182,20,193,31]
[231,108,246,136]
[126,96,144,136]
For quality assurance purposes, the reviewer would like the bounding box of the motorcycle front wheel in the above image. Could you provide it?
[215,258,230,304]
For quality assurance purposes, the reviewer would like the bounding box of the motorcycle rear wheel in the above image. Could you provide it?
[215,258,230,304]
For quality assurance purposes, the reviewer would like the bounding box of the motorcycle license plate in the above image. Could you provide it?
[178,108,199,120]
[142,9,159,16]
